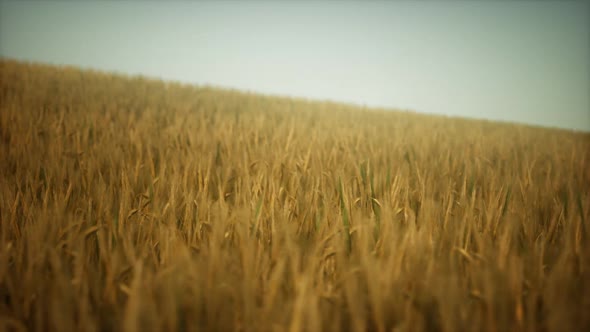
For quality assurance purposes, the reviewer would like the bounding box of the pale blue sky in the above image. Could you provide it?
[1,1,589,131]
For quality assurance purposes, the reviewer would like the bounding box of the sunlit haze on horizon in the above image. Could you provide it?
[1,1,589,131]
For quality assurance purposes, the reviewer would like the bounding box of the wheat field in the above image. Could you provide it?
[0,59,589,332]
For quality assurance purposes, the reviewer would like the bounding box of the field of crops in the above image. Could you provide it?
[1,59,589,332]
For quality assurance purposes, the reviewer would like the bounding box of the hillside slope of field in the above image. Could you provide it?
[1,59,589,332]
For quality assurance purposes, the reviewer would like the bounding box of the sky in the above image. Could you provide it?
[1,1,589,132]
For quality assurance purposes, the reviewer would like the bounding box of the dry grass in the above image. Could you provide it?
[1,58,589,332]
